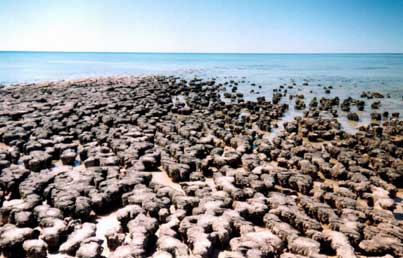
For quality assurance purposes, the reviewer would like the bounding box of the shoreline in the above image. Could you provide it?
[1,75,154,89]
[4,74,401,134]
[0,75,402,257]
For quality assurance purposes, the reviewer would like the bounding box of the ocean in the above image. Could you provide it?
[1,52,402,128]
[1,52,403,84]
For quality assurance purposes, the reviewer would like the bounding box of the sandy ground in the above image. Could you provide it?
[0,143,9,150]
[95,210,120,257]
[152,168,184,193]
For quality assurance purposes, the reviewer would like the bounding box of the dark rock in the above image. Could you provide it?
[76,238,104,258]
[371,112,382,121]
[0,224,34,257]
[347,112,359,121]
[23,239,48,258]
[61,149,77,165]
[59,223,96,255]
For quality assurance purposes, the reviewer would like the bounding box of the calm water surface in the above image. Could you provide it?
[1,52,402,84]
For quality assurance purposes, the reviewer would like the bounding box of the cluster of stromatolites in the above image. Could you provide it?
[0,75,402,258]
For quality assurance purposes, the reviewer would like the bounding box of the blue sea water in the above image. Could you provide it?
[0,52,402,126]
[1,52,403,85]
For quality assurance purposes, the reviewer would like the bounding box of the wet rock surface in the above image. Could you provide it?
[0,75,402,257]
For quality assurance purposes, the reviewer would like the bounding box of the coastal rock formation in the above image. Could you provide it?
[0,75,402,257]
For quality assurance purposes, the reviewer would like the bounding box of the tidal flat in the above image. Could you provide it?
[0,75,402,258]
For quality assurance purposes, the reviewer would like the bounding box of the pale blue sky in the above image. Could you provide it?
[1,0,402,53]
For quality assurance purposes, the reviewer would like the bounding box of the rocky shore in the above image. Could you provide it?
[0,75,402,258]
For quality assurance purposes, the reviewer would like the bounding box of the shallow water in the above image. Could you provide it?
[1,52,402,133]
[1,52,402,89]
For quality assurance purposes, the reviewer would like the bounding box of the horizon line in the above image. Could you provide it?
[1,50,403,55]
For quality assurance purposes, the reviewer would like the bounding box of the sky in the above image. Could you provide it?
[0,0,402,53]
